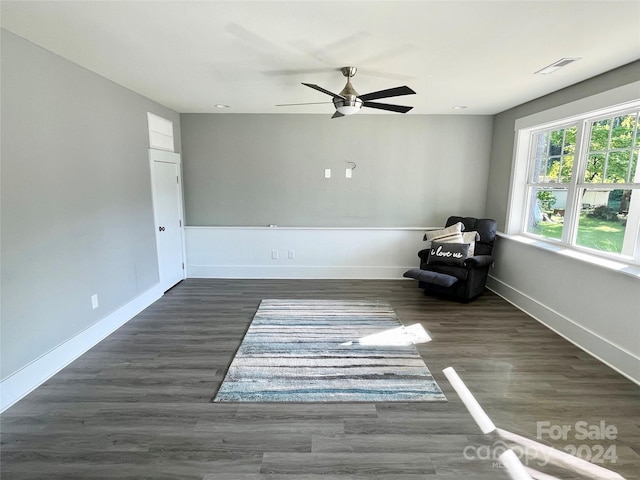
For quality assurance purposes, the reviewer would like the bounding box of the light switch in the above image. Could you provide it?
[324,168,331,178]
[346,168,352,178]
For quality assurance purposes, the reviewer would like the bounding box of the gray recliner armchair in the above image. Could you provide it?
[404,216,497,302]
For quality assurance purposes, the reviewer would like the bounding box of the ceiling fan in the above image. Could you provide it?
[278,67,416,118]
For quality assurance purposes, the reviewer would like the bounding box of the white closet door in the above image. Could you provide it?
[150,149,184,291]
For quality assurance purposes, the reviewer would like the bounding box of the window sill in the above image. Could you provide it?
[497,232,640,279]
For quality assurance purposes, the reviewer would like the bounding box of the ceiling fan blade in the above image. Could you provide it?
[358,86,416,101]
[302,83,345,99]
[276,101,334,106]
[331,111,345,119]
[362,101,413,113]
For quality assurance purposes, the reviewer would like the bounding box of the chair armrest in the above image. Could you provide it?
[418,249,430,261]
[464,255,494,268]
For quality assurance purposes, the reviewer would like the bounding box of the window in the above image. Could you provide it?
[516,103,640,264]
[147,113,174,152]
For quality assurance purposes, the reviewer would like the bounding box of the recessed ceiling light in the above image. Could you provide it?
[214,104,230,109]
[453,106,467,110]
[535,57,581,75]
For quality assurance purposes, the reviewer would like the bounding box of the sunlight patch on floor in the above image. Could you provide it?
[341,323,432,346]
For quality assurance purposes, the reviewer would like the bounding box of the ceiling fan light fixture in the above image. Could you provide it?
[336,105,360,115]
[334,97,363,116]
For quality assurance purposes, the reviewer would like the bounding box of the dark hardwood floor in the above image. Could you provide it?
[2,279,639,479]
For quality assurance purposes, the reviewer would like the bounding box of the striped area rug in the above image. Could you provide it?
[212,299,446,402]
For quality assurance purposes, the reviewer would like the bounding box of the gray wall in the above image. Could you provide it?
[0,30,181,380]
[181,114,493,227]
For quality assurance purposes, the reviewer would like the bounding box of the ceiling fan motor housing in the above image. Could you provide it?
[333,96,363,109]
[334,77,362,113]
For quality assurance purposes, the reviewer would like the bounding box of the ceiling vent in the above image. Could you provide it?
[535,58,581,75]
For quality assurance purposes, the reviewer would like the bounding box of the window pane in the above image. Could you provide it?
[605,151,630,183]
[576,189,634,254]
[561,155,573,182]
[531,155,548,182]
[531,127,575,183]
[590,119,610,151]
[549,130,564,156]
[585,154,605,182]
[525,187,567,239]
[530,131,550,182]
[547,157,561,182]
[587,114,639,185]
[563,127,577,154]
[610,115,636,149]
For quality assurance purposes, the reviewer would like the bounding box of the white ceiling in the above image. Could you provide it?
[2,0,639,115]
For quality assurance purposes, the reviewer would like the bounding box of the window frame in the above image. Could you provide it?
[507,85,640,267]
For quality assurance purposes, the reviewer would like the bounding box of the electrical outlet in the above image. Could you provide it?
[324,168,331,178]
[91,294,99,310]
[346,168,352,178]
[288,250,295,259]
[271,250,279,260]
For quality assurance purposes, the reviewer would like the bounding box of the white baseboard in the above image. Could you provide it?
[0,284,164,413]
[487,276,640,385]
[188,264,414,279]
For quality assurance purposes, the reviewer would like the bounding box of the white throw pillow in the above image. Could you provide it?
[423,222,464,248]
[462,231,480,257]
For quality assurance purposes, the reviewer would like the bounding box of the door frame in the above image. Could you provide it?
[149,148,187,289]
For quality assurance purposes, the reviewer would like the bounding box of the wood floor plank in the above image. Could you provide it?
[1,279,638,480]
[260,452,437,475]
